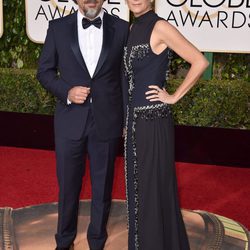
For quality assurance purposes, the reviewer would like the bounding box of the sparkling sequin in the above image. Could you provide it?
[134,103,171,120]
[131,112,139,250]
[166,49,173,81]
[124,106,130,230]
[123,44,149,96]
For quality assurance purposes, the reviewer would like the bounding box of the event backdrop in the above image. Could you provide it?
[25,0,130,43]
[0,0,3,38]
[155,0,250,53]
[25,0,250,52]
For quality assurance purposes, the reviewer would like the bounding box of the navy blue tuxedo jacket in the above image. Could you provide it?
[37,11,129,140]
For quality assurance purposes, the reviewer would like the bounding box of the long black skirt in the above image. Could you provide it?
[125,106,190,250]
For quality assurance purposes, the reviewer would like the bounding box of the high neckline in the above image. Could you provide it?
[133,10,154,23]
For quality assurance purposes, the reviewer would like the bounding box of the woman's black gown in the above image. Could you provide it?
[123,10,190,250]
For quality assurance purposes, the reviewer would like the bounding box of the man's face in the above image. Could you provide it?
[76,0,104,19]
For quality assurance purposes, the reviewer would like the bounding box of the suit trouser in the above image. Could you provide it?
[54,108,119,249]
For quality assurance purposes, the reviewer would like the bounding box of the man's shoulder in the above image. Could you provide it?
[49,12,76,28]
[104,12,129,28]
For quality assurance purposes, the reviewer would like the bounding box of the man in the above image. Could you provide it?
[37,0,129,249]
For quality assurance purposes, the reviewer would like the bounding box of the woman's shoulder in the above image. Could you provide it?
[154,18,177,34]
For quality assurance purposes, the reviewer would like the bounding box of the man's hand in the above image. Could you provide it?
[68,86,90,104]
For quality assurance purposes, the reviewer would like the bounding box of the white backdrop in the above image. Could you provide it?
[0,0,3,38]
[25,0,129,44]
[155,0,250,53]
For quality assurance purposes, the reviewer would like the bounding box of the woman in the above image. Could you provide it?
[123,0,209,249]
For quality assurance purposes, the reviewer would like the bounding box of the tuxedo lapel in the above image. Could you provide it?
[93,13,114,78]
[69,12,91,78]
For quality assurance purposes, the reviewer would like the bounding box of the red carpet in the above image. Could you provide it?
[0,146,249,229]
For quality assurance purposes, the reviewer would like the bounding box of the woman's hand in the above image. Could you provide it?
[145,85,178,104]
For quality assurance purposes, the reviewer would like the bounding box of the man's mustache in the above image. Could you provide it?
[84,0,99,4]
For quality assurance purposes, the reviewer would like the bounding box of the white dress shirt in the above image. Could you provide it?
[77,9,104,78]
[67,9,104,104]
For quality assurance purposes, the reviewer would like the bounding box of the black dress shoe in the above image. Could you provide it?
[55,244,74,250]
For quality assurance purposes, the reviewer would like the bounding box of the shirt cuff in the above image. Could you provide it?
[67,98,72,105]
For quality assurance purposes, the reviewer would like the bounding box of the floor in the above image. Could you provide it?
[0,200,249,250]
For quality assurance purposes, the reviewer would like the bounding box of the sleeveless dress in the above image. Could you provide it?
[123,10,190,250]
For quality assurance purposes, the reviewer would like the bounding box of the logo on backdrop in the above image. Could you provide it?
[0,0,3,38]
[25,0,129,43]
[155,0,250,53]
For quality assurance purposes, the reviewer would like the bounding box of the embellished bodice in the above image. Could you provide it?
[123,10,172,107]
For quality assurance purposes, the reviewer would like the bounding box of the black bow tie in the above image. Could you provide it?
[82,17,102,29]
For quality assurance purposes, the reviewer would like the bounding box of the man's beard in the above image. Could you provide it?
[83,0,101,19]
[84,8,100,19]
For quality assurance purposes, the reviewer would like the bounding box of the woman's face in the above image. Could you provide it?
[126,0,152,17]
